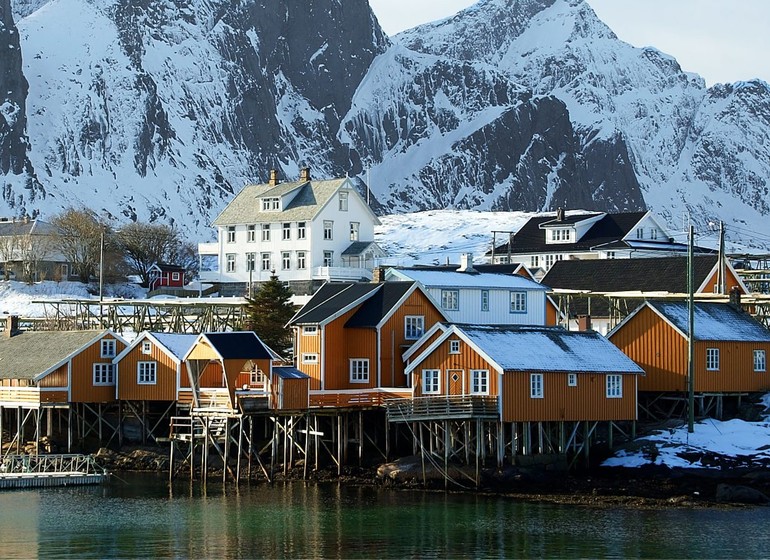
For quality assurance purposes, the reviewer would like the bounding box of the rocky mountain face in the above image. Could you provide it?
[0,0,767,248]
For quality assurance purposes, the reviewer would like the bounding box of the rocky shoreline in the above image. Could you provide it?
[92,446,770,509]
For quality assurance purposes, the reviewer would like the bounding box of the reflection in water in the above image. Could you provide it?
[0,473,768,558]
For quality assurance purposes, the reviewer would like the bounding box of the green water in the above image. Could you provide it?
[0,473,767,558]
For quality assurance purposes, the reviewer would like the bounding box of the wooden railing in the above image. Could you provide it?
[309,390,411,409]
[384,395,500,422]
[0,387,41,404]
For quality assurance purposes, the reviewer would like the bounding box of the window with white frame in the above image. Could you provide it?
[449,340,460,354]
[323,251,333,267]
[297,251,306,269]
[261,223,271,242]
[247,225,256,242]
[226,254,236,273]
[350,222,359,241]
[422,369,440,394]
[301,353,319,364]
[636,227,644,239]
[323,220,333,240]
[261,253,271,271]
[93,363,115,385]
[137,361,157,384]
[471,370,489,394]
[302,325,318,336]
[567,373,577,387]
[481,290,489,312]
[510,291,527,313]
[282,251,291,270]
[282,222,291,240]
[172,272,180,281]
[101,339,116,358]
[250,368,265,385]
[544,254,555,270]
[246,252,256,272]
[441,289,459,311]
[141,340,152,355]
[650,228,658,240]
[227,226,236,243]
[606,251,616,259]
[550,228,571,242]
[530,373,543,399]
[297,222,306,239]
[404,316,424,340]
[606,374,623,398]
[339,191,349,211]
[706,348,720,371]
[261,197,280,211]
[349,359,369,383]
[755,350,766,372]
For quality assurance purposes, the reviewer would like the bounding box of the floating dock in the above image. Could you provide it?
[0,454,109,489]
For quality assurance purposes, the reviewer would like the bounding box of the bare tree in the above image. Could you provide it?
[0,227,19,280]
[52,208,106,283]
[18,232,54,283]
[115,223,184,286]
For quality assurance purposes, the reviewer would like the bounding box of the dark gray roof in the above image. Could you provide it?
[0,219,58,237]
[290,283,380,325]
[203,332,277,360]
[647,301,770,342]
[273,366,310,380]
[341,241,381,256]
[345,282,415,328]
[0,330,104,380]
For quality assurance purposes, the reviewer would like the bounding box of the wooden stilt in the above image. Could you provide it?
[358,411,363,467]
[16,407,21,454]
[47,408,53,438]
[337,415,342,476]
[537,422,544,454]
[385,415,390,461]
[496,422,504,468]
[237,417,243,484]
[67,407,72,453]
[203,417,209,486]
[169,439,175,482]
[444,420,449,490]
[583,421,590,464]
[314,415,319,472]
[608,421,613,449]
[419,422,426,487]
[98,403,103,443]
[0,407,4,456]
[475,421,480,486]
[223,417,229,484]
[248,417,253,480]
[632,420,637,440]
[282,417,289,476]
[303,415,310,480]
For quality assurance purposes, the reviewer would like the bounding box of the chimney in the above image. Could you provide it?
[577,315,592,332]
[371,266,386,283]
[299,167,311,182]
[268,169,279,186]
[556,207,564,222]
[729,286,743,311]
[457,253,476,273]
[5,315,19,337]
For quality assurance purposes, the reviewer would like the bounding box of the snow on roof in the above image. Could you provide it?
[151,332,198,360]
[460,325,643,374]
[649,301,770,342]
[391,269,546,290]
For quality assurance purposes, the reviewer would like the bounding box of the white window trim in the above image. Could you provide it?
[567,373,577,387]
[141,341,152,355]
[404,315,425,341]
[302,325,318,336]
[510,291,527,313]
[422,369,440,394]
[481,290,489,312]
[93,363,115,386]
[441,289,459,311]
[706,348,720,371]
[137,361,157,385]
[606,374,623,398]
[449,340,460,354]
[101,339,116,358]
[530,373,543,399]
[470,369,489,395]
[754,350,766,372]
[349,358,370,383]
[301,353,319,364]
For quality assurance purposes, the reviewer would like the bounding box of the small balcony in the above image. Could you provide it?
[312,266,372,282]
[384,395,500,422]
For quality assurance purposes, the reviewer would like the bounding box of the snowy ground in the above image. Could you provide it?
[0,280,146,317]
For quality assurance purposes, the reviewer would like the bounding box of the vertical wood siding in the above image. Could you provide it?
[277,378,309,410]
[40,390,68,403]
[39,364,68,388]
[323,307,377,391]
[117,342,179,401]
[411,337,499,398]
[70,336,126,403]
[501,371,637,422]
[296,326,323,391]
[694,341,770,392]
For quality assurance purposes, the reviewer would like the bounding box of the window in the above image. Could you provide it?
[606,374,623,398]
[93,364,115,385]
[530,255,539,268]
[349,359,369,383]
[323,220,333,240]
[544,254,555,270]
[606,251,616,259]
[650,228,658,240]
[449,340,460,354]
[530,373,543,399]
[297,222,306,239]
[137,361,157,385]
[282,222,291,240]
[261,223,271,242]
[350,222,359,241]
[339,191,349,211]
[101,339,116,358]
[568,373,577,387]
[250,369,265,385]
[171,272,180,281]
[481,290,489,312]
[422,369,440,394]
[441,289,459,311]
[636,227,644,239]
[323,251,333,267]
[550,228,571,242]
[247,225,256,242]
[227,226,236,243]
[510,291,527,313]
[141,341,152,355]
[261,197,279,211]
[226,254,236,273]
[261,253,271,271]
[297,251,306,269]
[404,316,425,340]
[282,251,291,270]
[302,325,318,336]
[706,348,720,371]
[246,252,256,272]
[302,353,319,364]
[755,350,767,372]
[471,370,489,395]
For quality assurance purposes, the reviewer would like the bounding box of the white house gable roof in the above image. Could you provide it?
[387,269,547,291]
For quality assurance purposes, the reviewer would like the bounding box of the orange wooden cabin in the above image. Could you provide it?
[405,324,644,422]
[289,281,447,406]
[608,300,770,394]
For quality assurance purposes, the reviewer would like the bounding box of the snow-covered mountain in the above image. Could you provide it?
[0,0,767,249]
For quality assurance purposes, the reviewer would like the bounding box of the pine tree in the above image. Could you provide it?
[244,273,295,356]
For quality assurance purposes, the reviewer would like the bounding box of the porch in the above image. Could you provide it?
[384,395,500,422]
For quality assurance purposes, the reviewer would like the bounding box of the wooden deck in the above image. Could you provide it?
[0,454,108,489]
[384,395,500,422]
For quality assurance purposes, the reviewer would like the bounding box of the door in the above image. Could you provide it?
[447,370,464,396]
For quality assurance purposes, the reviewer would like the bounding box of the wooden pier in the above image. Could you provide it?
[0,454,108,489]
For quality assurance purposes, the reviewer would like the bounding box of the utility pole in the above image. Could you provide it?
[99,229,105,326]
[719,221,726,295]
[491,231,515,263]
[687,224,695,433]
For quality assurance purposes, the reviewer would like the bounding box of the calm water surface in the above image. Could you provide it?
[0,473,768,558]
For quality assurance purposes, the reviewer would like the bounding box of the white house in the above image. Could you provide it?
[385,254,551,326]
[200,169,384,295]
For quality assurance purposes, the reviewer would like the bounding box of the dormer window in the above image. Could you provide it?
[261,197,280,211]
[339,191,349,211]
[547,228,572,244]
